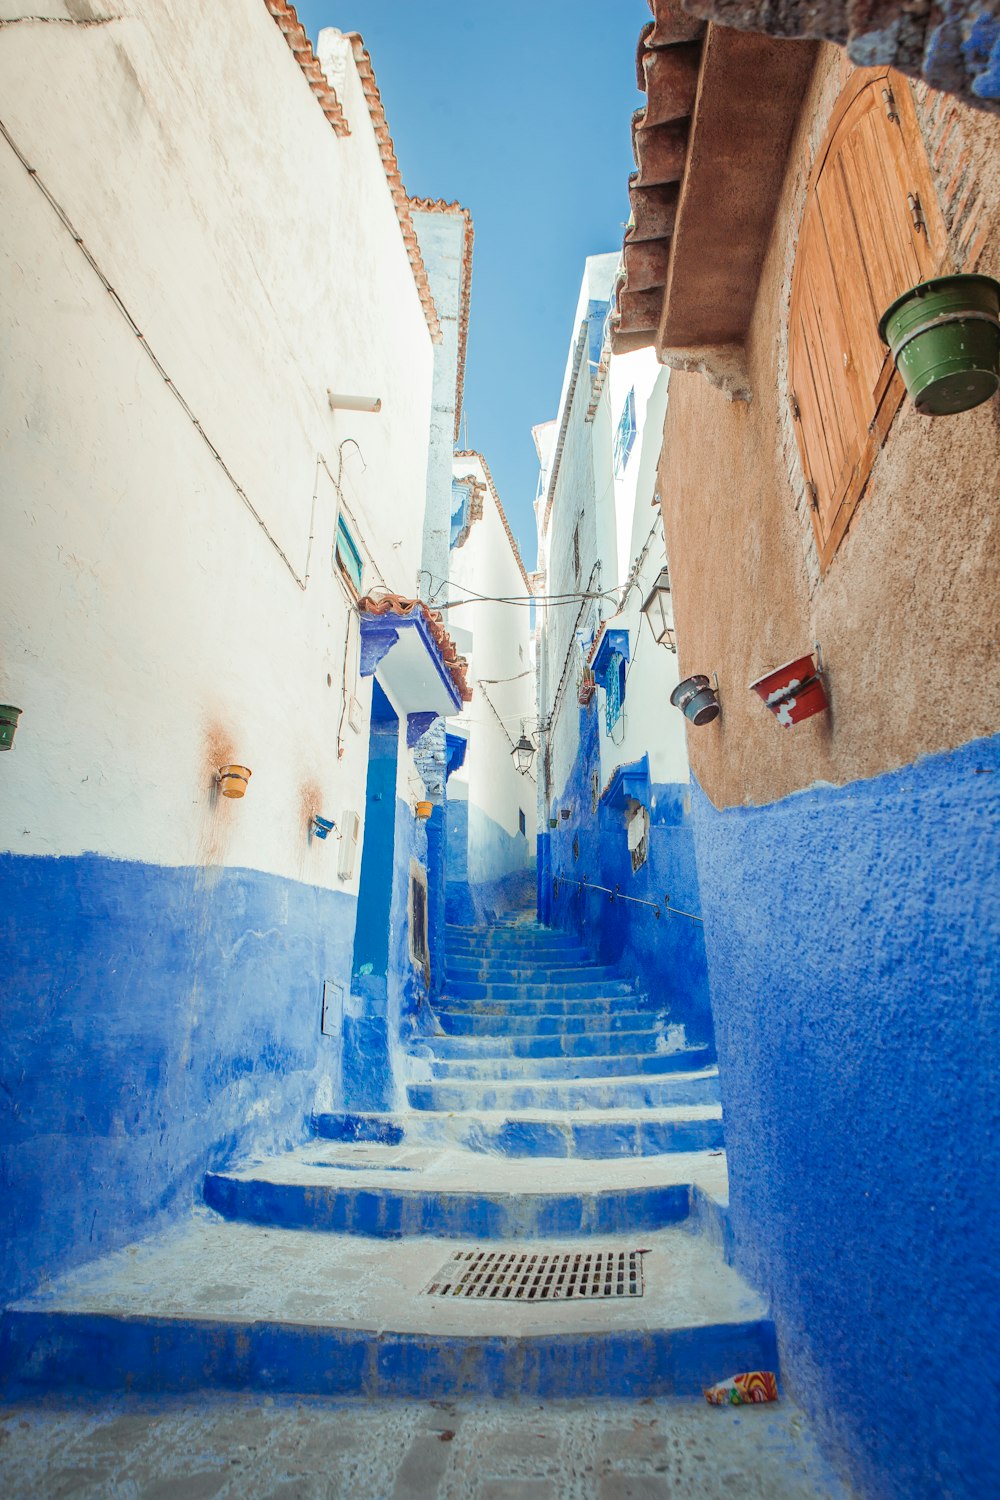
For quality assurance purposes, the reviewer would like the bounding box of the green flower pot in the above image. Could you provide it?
[0,705,22,751]
[879,274,1000,416]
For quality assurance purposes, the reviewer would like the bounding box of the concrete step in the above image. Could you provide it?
[444,962,625,983]
[203,1141,729,1239]
[434,1009,657,1037]
[1,1220,771,1399]
[315,1106,724,1158]
[446,946,593,967]
[406,1070,720,1114]
[418,1028,672,1059]
[416,1047,716,1081]
[435,995,648,1019]
[442,979,637,1001]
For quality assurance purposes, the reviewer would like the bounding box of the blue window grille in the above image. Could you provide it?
[605,649,624,733]
[613,387,637,476]
[335,515,363,592]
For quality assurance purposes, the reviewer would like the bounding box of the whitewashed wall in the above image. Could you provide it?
[597,352,689,791]
[535,257,690,815]
[0,4,433,891]
[447,454,536,885]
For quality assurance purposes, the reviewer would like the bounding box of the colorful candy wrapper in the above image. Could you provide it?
[704,1370,779,1405]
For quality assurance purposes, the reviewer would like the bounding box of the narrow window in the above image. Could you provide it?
[612,387,637,476]
[788,68,942,570]
[335,514,364,593]
[604,649,625,733]
[518,808,526,836]
[409,867,429,976]
[572,522,581,580]
[628,806,649,873]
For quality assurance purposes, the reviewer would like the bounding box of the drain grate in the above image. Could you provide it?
[423,1248,645,1300]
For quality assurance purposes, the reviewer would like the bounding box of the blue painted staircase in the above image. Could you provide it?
[336,914,724,1159]
[0,912,774,1403]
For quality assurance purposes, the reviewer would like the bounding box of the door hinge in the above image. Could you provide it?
[882,87,898,123]
[789,391,801,421]
[805,481,818,512]
[907,192,926,236]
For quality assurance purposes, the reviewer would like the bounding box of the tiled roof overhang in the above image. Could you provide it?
[264,6,442,345]
[344,36,443,344]
[357,594,472,712]
[611,2,817,397]
[409,199,475,440]
[453,451,532,593]
[264,1,350,136]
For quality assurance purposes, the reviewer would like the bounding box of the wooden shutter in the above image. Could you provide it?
[789,70,945,571]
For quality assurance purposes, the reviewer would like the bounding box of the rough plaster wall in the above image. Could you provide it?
[691,735,1000,1500]
[413,208,466,594]
[660,48,1000,811]
[547,704,714,1045]
[0,0,434,1298]
[654,42,1000,1500]
[539,348,602,817]
[682,0,1000,110]
[447,457,536,892]
[0,0,433,873]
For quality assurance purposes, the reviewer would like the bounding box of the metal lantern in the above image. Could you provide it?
[512,730,535,776]
[641,567,676,651]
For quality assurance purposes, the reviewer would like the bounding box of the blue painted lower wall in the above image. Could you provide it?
[445,799,534,925]
[691,734,1000,1500]
[0,853,355,1307]
[541,702,713,1045]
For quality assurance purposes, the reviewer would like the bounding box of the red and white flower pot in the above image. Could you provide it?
[749,654,828,727]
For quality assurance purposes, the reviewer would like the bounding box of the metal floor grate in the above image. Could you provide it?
[423,1248,644,1300]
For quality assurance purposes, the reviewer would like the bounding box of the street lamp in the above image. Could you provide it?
[512,728,536,775]
[641,566,676,652]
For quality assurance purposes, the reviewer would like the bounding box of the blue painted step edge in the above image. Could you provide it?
[203,1175,691,1241]
[0,1311,778,1400]
[311,1113,404,1145]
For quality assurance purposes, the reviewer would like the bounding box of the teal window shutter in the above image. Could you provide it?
[336,515,363,592]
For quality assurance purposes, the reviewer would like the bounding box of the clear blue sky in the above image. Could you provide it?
[295,1,649,563]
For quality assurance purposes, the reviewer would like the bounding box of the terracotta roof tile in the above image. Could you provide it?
[263,7,442,345]
[409,199,475,438]
[344,35,442,344]
[357,593,471,701]
[263,1,349,136]
[453,450,531,592]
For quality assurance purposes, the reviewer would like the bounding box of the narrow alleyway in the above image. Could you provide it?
[0,897,852,1495]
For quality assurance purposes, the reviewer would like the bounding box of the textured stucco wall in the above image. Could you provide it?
[446,452,536,911]
[0,855,356,1305]
[656,43,1000,1500]
[544,699,713,1046]
[691,734,1000,1500]
[660,50,1000,812]
[0,1,434,1299]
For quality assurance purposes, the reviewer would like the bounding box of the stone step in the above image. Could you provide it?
[406,1069,720,1115]
[444,962,624,983]
[435,995,648,1019]
[442,979,637,1001]
[417,1028,670,1059]
[314,1106,724,1158]
[446,946,592,967]
[202,1141,729,1239]
[1,1219,772,1401]
[416,1047,716,1081]
[446,932,588,952]
[434,1009,657,1037]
